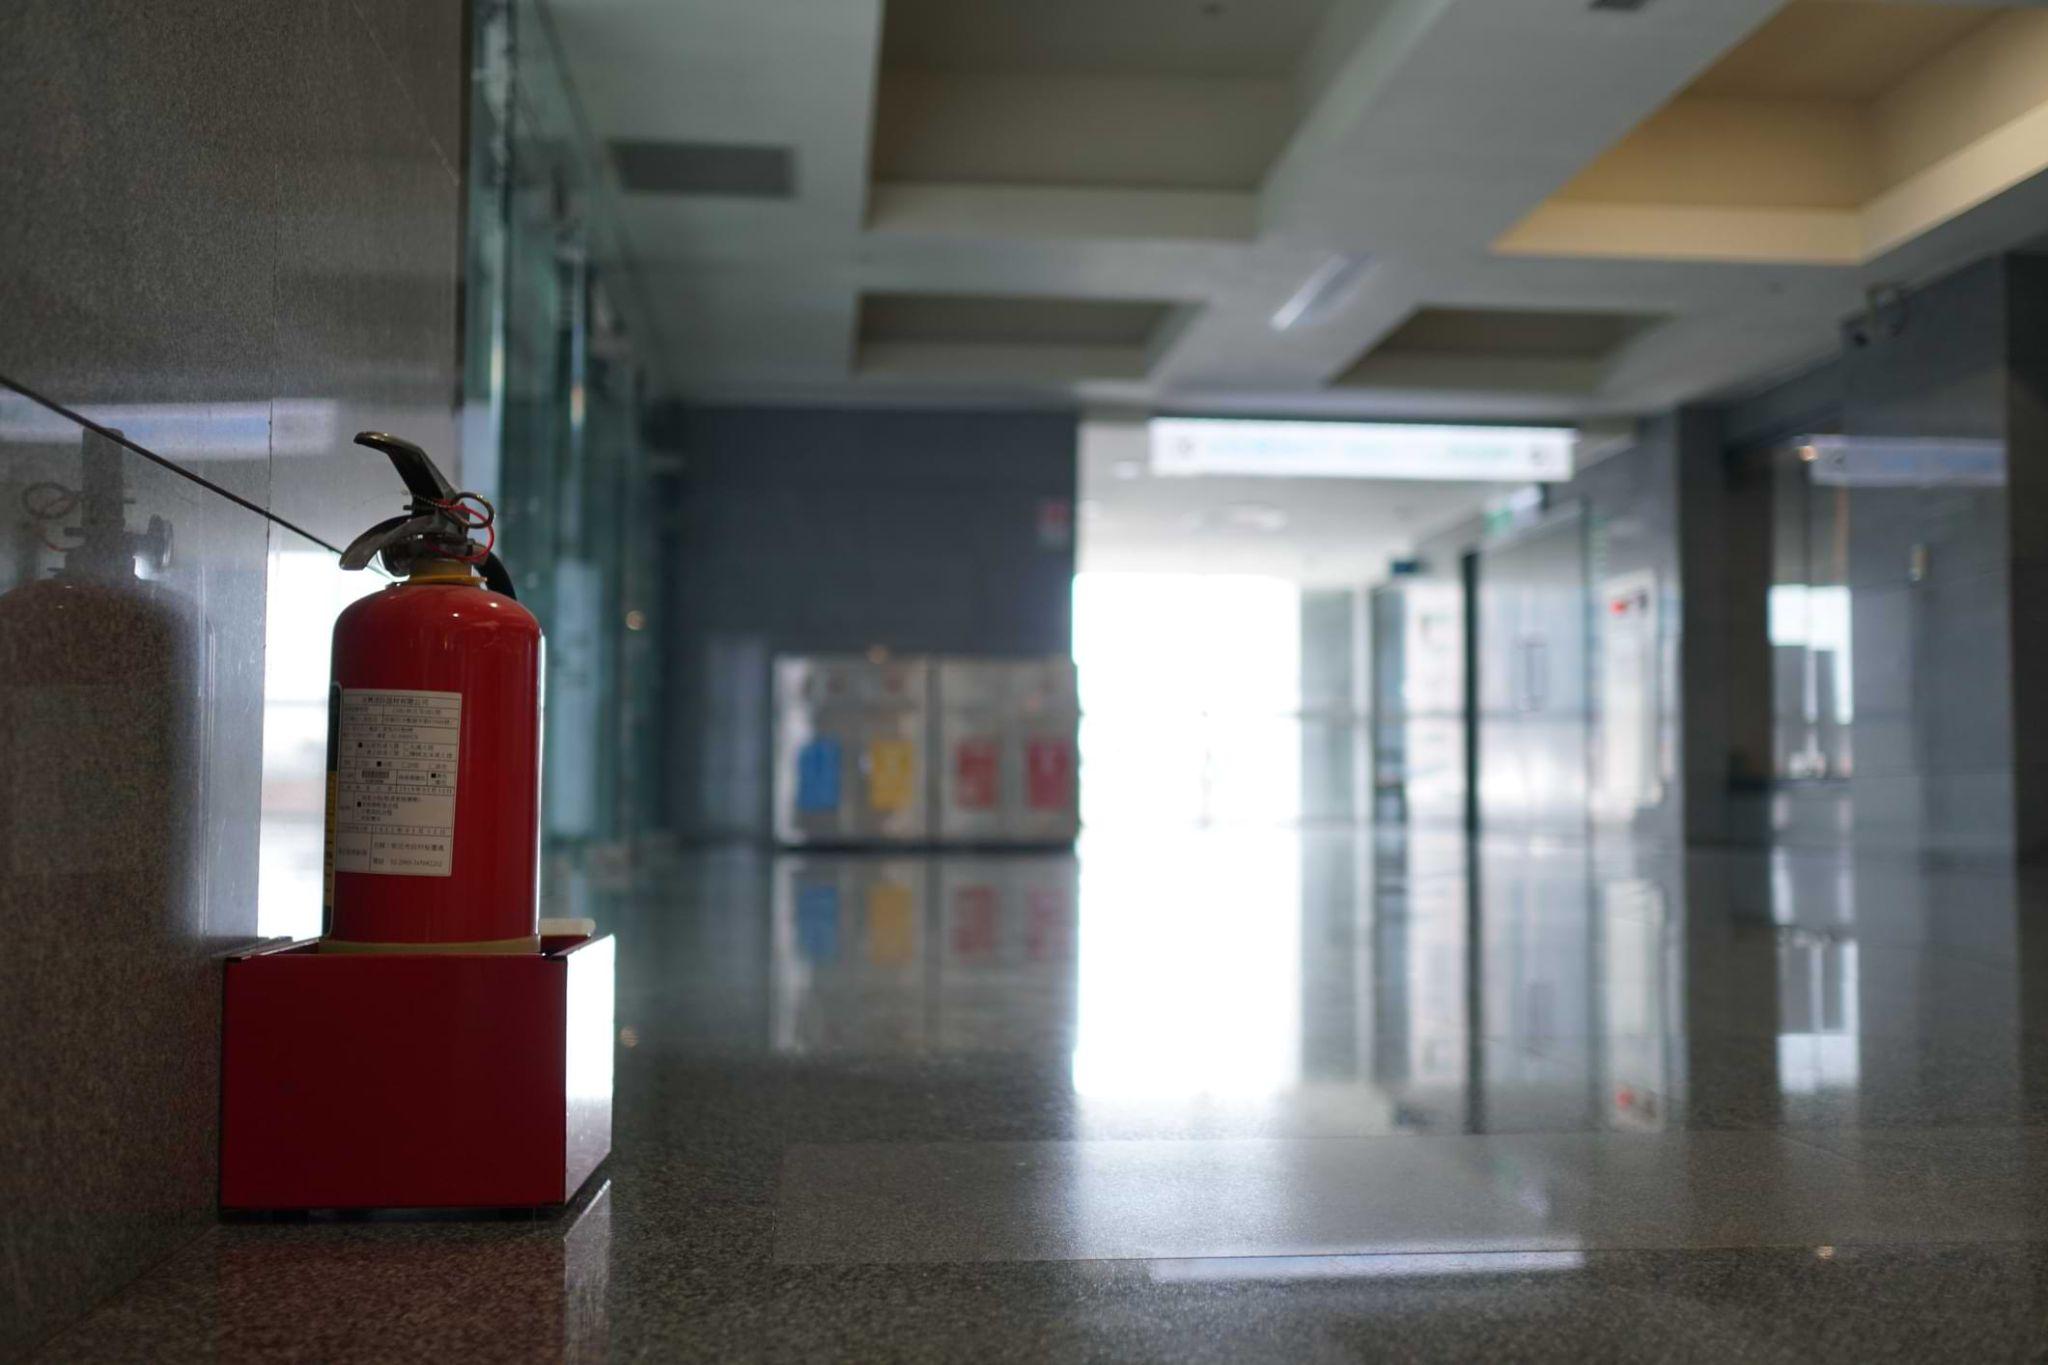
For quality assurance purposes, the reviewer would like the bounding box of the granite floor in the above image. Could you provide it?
[38,827,2048,1361]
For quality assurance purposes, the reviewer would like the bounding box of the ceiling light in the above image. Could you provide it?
[1797,435,2003,488]
[1150,417,1575,482]
[1270,254,1373,332]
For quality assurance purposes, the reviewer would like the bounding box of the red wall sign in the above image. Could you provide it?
[1025,737,1073,811]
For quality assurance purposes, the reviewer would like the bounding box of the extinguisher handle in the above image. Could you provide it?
[339,513,429,572]
[347,431,517,600]
[355,431,460,505]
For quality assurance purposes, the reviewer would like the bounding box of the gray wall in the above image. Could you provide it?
[650,405,1078,840]
[2015,256,2048,860]
[1,3,465,1351]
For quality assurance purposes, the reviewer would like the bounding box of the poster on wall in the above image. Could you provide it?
[1595,569,1661,820]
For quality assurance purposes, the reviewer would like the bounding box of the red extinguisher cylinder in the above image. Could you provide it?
[323,563,543,952]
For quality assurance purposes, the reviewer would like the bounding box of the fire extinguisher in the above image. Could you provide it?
[322,432,541,953]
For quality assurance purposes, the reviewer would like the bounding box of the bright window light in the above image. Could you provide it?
[1067,574,1311,1119]
[1777,938,1860,1096]
[1072,828,1302,1105]
[1769,584,1853,723]
[256,552,383,939]
[1072,572,1301,828]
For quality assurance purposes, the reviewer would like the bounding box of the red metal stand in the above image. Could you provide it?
[221,933,614,1211]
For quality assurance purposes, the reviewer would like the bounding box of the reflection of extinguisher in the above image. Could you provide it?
[323,432,541,953]
[0,427,186,926]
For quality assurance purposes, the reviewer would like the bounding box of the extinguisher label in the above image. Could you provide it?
[333,689,462,877]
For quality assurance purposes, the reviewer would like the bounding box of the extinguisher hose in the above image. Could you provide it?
[433,492,496,561]
[431,492,517,600]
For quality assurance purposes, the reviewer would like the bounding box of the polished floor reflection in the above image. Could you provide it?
[44,828,2048,1361]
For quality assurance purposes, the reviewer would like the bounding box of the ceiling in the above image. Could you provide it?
[547,0,2048,423]
[1504,0,2048,266]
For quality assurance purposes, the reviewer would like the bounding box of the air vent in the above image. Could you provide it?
[859,294,1172,348]
[609,140,795,199]
[1589,0,1650,10]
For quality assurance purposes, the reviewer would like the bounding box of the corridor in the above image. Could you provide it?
[14,0,2048,1357]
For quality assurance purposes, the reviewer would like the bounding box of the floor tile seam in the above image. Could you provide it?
[1505,1019,2034,1036]
[771,1130,1864,1153]
[1893,940,2040,972]
[1771,1128,2048,1221]
[20,1222,221,1361]
[1932,946,2048,977]
[768,1234,2048,1272]
[1773,1130,1886,1171]
[1777,1124,2048,1150]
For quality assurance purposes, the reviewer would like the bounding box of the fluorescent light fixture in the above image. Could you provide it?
[1150,417,1574,483]
[1270,254,1372,332]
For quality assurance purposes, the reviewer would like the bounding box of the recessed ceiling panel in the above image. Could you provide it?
[870,0,1338,195]
[859,293,1173,348]
[1498,4,2048,266]
[881,0,1336,76]
[871,73,1291,191]
[1689,2,1995,102]
[1331,306,1659,394]
[1369,307,1658,362]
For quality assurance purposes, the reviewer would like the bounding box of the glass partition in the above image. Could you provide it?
[1764,440,1854,783]
[462,0,660,894]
